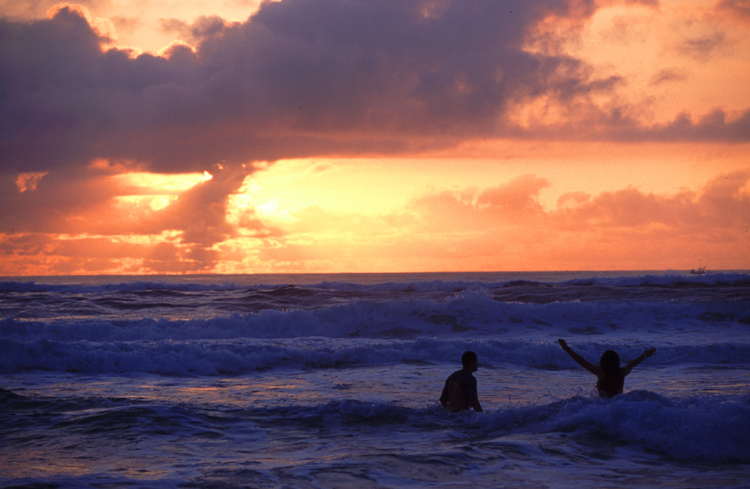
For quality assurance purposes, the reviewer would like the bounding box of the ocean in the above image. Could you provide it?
[1,271,749,488]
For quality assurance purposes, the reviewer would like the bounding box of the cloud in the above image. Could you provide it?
[222,169,750,272]
[647,109,750,142]
[476,175,551,214]
[159,15,229,45]
[717,0,750,22]
[404,170,750,269]
[677,31,727,59]
[4,0,744,179]
[649,69,687,86]
[15,172,48,193]
[0,162,257,272]
[1,0,748,273]
[3,164,748,274]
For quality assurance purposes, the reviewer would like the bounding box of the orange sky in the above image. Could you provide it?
[1,0,749,275]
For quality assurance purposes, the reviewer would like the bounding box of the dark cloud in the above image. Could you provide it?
[528,107,750,142]
[677,32,727,59]
[160,15,229,44]
[5,0,720,178]
[717,0,750,22]
[154,165,247,247]
[647,109,750,142]
[649,68,687,86]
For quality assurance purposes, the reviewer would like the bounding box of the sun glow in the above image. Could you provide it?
[2,0,749,276]
[114,195,178,212]
[104,170,216,214]
[114,171,213,193]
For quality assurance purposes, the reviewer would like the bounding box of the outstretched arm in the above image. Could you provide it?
[621,347,656,377]
[558,339,601,375]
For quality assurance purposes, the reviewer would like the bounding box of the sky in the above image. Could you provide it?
[1,0,749,275]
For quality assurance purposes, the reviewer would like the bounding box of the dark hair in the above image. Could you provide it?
[599,350,620,375]
[461,351,478,367]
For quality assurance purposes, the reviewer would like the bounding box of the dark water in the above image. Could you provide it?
[1,271,749,488]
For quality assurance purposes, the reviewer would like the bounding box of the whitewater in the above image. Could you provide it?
[1,271,749,488]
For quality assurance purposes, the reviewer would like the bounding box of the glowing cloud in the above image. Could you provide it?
[15,172,48,193]
[0,0,748,274]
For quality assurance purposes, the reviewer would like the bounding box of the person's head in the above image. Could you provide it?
[599,350,620,375]
[461,351,478,371]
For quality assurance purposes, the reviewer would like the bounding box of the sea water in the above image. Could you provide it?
[1,271,749,488]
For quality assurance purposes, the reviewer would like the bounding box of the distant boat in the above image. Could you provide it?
[690,267,707,275]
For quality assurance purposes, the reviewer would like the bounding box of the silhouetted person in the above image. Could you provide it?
[440,351,483,412]
[558,339,656,398]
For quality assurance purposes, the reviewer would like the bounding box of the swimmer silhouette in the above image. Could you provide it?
[439,351,483,412]
[558,339,655,398]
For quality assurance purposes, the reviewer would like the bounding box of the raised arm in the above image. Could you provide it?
[558,339,601,375]
[621,347,656,377]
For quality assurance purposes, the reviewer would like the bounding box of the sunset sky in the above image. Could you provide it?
[1,0,748,275]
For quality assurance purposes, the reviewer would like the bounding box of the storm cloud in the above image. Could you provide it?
[4,0,733,177]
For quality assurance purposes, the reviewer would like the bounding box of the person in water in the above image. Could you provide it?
[440,351,483,412]
[558,339,656,398]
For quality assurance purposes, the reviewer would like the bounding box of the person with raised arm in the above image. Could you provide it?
[558,339,656,398]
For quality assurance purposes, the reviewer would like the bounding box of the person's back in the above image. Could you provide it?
[596,349,625,398]
[439,351,483,412]
[441,369,475,411]
[596,370,625,398]
[558,339,655,398]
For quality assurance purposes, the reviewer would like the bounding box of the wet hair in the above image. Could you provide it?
[461,351,478,367]
[599,350,620,375]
